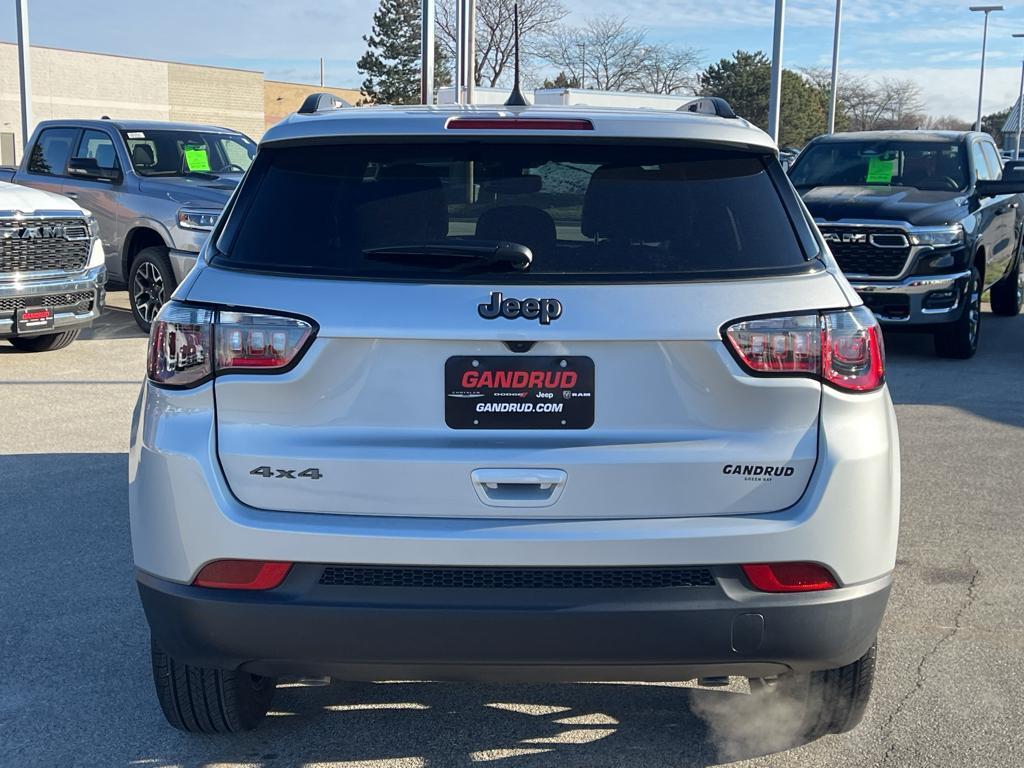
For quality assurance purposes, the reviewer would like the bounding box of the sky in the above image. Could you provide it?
[2,0,1024,120]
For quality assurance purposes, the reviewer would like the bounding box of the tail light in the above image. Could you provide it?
[723,306,884,392]
[147,301,315,388]
[742,562,837,593]
[194,559,293,590]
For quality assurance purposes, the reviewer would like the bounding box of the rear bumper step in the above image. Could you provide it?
[138,566,890,682]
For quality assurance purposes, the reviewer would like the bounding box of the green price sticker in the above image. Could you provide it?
[183,145,211,172]
[866,156,896,184]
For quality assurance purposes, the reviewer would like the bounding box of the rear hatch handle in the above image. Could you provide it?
[471,468,568,508]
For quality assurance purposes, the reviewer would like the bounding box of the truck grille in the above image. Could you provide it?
[0,218,91,273]
[819,226,911,278]
[0,291,94,313]
[318,565,716,589]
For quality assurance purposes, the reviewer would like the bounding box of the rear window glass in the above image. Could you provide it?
[214,142,816,283]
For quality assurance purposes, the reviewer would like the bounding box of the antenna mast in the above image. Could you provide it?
[504,3,528,106]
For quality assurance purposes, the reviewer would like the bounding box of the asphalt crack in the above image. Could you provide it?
[877,553,980,768]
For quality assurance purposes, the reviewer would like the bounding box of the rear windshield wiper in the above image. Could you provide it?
[363,240,533,271]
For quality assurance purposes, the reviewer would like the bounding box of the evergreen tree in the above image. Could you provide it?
[358,0,451,105]
[699,50,825,147]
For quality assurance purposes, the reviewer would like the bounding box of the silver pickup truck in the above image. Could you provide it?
[0,119,256,330]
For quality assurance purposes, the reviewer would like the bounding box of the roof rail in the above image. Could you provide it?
[678,97,738,119]
[297,92,353,115]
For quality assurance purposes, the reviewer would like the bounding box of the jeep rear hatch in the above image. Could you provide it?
[197,140,845,520]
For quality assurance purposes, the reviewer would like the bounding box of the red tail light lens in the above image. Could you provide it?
[741,562,837,592]
[148,302,315,388]
[147,303,214,387]
[193,559,292,590]
[216,311,313,371]
[724,306,884,392]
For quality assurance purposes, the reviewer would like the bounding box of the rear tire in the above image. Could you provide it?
[934,267,981,359]
[989,254,1022,316]
[748,642,877,742]
[151,638,276,733]
[129,246,176,333]
[7,329,80,352]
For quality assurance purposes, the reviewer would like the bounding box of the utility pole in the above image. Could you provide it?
[16,0,31,157]
[767,0,785,144]
[466,0,476,104]
[827,0,842,134]
[1014,33,1024,158]
[319,57,325,87]
[971,5,1004,132]
[454,0,464,103]
[421,0,435,104]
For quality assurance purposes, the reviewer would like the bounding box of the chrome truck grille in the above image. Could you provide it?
[0,218,91,273]
[819,226,912,278]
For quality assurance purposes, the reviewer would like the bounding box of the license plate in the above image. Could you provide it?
[16,306,54,333]
[445,356,595,429]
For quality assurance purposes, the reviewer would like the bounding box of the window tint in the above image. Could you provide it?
[73,129,119,170]
[27,128,77,176]
[981,142,1003,180]
[790,140,969,192]
[971,142,993,181]
[215,142,814,284]
[121,130,255,177]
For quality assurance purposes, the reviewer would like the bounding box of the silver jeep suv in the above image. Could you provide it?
[130,98,900,738]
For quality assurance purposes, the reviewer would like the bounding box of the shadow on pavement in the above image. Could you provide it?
[81,292,146,341]
[881,310,1024,428]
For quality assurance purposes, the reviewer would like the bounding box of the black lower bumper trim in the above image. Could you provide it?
[137,565,890,682]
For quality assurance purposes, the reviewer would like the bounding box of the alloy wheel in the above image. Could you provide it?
[133,261,165,324]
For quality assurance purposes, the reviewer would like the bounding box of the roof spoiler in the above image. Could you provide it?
[678,97,738,119]
[297,92,353,115]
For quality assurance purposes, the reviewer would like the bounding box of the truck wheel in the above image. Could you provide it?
[130,247,177,333]
[934,267,981,359]
[151,638,276,733]
[7,329,80,352]
[748,642,877,742]
[989,256,1022,316]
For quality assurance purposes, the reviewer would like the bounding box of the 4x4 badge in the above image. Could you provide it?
[478,291,562,325]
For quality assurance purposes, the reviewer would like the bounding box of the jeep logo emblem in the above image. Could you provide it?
[478,291,562,325]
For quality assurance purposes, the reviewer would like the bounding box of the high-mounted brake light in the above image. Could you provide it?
[446,117,594,131]
[723,306,884,392]
[194,559,293,590]
[741,562,837,593]
[147,302,315,388]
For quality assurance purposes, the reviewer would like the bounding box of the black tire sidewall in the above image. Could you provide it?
[8,329,80,352]
[935,267,981,359]
[129,247,176,332]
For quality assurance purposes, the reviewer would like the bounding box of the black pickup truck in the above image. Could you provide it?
[788,130,1023,358]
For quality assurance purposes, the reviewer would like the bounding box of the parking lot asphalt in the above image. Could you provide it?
[1,291,1023,768]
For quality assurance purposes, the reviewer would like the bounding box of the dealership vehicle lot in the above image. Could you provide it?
[1,293,1023,767]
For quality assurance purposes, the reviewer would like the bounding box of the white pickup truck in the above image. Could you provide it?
[0,181,105,352]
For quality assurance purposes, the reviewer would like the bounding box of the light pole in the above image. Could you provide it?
[827,0,843,134]
[971,5,1004,132]
[420,0,435,104]
[1014,33,1024,158]
[767,0,785,144]
[16,0,30,157]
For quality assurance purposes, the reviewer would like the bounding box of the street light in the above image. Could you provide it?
[827,0,843,135]
[767,0,785,144]
[1013,32,1024,158]
[971,5,1004,132]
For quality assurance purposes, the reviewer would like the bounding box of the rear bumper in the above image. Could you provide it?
[850,270,971,326]
[138,566,890,681]
[0,265,106,338]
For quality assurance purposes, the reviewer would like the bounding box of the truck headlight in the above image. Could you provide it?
[177,208,220,232]
[908,225,964,248]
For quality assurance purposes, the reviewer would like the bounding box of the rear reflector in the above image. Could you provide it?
[741,563,837,593]
[193,560,292,590]
[446,117,594,131]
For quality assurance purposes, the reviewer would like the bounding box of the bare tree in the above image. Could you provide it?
[438,0,568,88]
[538,15,701,94]
[799,67,927,132]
